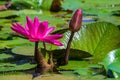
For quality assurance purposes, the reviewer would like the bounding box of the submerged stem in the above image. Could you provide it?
[64,31,75,65]
[34,42,52,75]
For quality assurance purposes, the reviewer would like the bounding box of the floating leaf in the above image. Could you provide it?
[0,53,13,61]
[12,44,91,60]
[0,37,30,48]
[0,49,36,72]
[62,0,120,25]
[11,0,40,10]
[102,48,120,78]
[62,22,120,62]
[19,9,41,15]
[0,10,19,18]
[102,49,120,70]
[112,10,120,16]
[108,61,120,72]
[60,61,89,70]
[12,44,34,56]
[0,33,12,40]
[74,68,90,76]
[62,0,120,10]
[41,0,53,10]
[52,49,91,60]
[108,61,120,78]
[16,14,66,29]
[0,63,36,72]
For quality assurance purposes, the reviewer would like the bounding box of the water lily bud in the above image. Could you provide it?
[69,9,82,32]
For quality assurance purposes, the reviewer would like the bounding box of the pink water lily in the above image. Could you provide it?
[11,16,63,46]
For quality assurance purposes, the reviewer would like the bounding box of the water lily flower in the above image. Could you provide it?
[69,9,82,32]
[11,16,63,46]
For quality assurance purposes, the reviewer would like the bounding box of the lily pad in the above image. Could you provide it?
[102,48,120,78]
[52,49,91,60]
[0,63,36,72]
[0,10,19,18]
[0,49,36,72]
[16,14,66,29]
[112,10,120,16]
[10,0,40,10]
[62,0,120,10]
[41,0,53,10]
[62,22,120,62]
[60,61,90,70]
[74,68,90,76]
[102,49,120,70]
[108,61,120,73]
[0,37,30,48]
[0,33,12,40]
[12,45,34,56]
[0,53,13,61]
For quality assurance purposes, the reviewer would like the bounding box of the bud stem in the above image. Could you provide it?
[64,31,75,64]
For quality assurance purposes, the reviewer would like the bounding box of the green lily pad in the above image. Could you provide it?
[19,9,42,15]
[0,63,36,72]
[74,68,90,76]
[60,61,89,70]
[108,61,120,73]
[62,0,120,10]
[108,61,120,78]
[52,49,91,60]
[112,10,120,16]
[11,0,40,10]
[102,48,120,78]
[62,22,120,62]
[102,48,120,70]
[12,45,34,56]
[41,0,53,10]
[0,53,13,61]
[0,37,30,48]
[0,33,12,40]
[16,14,66,29]
[0,10,19,18]
[0,51,36,72]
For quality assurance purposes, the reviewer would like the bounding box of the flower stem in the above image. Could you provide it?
[64,31,75,65]
[34,42,52,74]
[43,42,47,58]
[43,42,46,50]
[34,42,39,62]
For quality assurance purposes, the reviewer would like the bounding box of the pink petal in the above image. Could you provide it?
[51,40,63,46]
[40,38,63,46]
[34,17,40,36]
[28,37,39,42]
[12,23,22,30]
[11,27,28,37]
[37,21,48,37]
[16,23,26,31]
[11,23,28,36]
[26,16,34,36]
[45,34,63,39]
[44,27,55,36]
[25,23,29,30]
[34,16,40,27]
